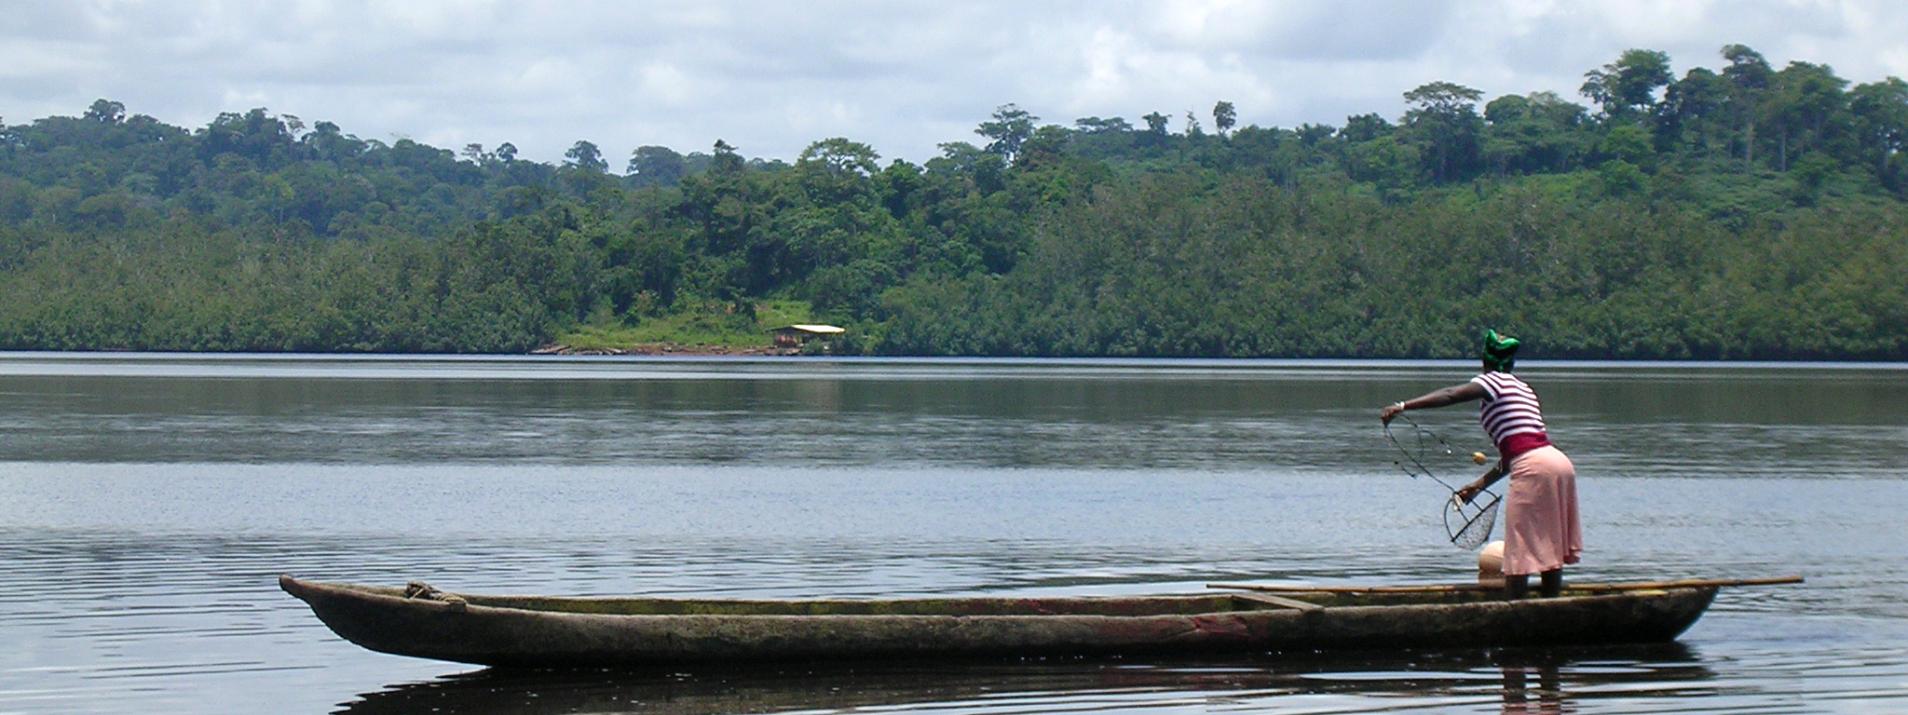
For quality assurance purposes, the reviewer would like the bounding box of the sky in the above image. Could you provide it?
[5,0,1907,168]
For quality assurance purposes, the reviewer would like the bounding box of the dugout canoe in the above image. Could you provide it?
[280,575,1737,668]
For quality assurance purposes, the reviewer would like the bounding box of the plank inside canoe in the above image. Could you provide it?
[1231,592,1325,611]
[1208,575,1803,595]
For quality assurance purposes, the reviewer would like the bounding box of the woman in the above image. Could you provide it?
[1379,330,1582,598]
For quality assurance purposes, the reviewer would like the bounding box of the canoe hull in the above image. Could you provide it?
[281,576,1715,668]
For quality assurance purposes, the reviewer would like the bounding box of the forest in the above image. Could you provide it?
[1,45,1904,359]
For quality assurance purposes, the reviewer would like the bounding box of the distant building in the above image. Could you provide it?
[769,324,845,349]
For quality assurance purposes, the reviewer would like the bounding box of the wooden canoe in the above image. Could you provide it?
[281,575,1725,668]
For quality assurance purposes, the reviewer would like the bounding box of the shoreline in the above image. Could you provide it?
[531,342,799,357]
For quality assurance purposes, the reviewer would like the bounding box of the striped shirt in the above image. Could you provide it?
[1470,371,1550,456]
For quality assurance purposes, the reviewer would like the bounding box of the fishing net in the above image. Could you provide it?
[1384,413,1500,549]
[1445,490,1501,550]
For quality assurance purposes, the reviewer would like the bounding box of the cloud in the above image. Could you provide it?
[3,0,1905,165]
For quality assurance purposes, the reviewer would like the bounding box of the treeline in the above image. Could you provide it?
[878,176,1905,358]
[0,45,1904,358]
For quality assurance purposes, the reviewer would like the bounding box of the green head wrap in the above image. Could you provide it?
[1481,329,1520,371]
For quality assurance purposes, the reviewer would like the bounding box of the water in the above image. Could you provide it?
[1,354,1904,713]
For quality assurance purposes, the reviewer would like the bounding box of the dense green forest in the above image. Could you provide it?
[2,45,1904,358]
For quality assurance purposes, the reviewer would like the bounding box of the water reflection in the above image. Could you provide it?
[1484,645,1712,714]
[2,358,1903,475]
[337,644,1711,715]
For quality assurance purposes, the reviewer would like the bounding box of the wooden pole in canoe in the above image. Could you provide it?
[1208,575,1804,594]
[1550,576,1804,592]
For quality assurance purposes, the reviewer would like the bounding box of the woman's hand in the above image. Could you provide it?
[1457,465,1503,504]
[1380,402,1405,424]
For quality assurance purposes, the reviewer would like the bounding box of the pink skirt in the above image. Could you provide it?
[1501,445,1583,575]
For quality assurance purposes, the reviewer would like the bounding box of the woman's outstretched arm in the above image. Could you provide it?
[1380,381,1488,424]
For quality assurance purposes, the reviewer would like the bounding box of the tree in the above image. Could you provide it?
[1015,125,1070,170]
[198,107,295,165]
[84,99,126,124]
[927,141,1006,193]
[301,120,362,163]
[1580,49,1672,120]
[1074,116,1132,134]
[1660,67,1730,154]
[1296,123,1335,146]
[976,104,1038,161]
[564,140,608,172]
[1401,81,1485,182]
[1141,111,1171,135]
[1765,61,1848,171]
[627,145,686,186]
[796,137,881,203]
[1849,77,1908,185]
[1722,44,1774,166]
[711,139,745,174]
[495,142,518,163]
[1481,91,1587,175]
[797,137,880,177]
[1213,101,1237,137]
[1139,112,1171,148]
[1340,113,1391,143]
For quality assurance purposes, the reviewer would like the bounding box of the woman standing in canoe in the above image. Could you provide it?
[1380,330,1582,597]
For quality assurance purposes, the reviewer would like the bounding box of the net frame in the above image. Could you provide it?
[1445,490,1501,550]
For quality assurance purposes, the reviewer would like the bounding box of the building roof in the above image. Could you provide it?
[771,324,846,335]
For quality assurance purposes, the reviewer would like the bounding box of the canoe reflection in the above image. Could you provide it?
[337,643,1710,715]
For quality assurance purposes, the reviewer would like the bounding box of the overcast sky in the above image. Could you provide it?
[6,0,1907,167]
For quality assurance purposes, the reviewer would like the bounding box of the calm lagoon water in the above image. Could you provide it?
[1,353,1904,713]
